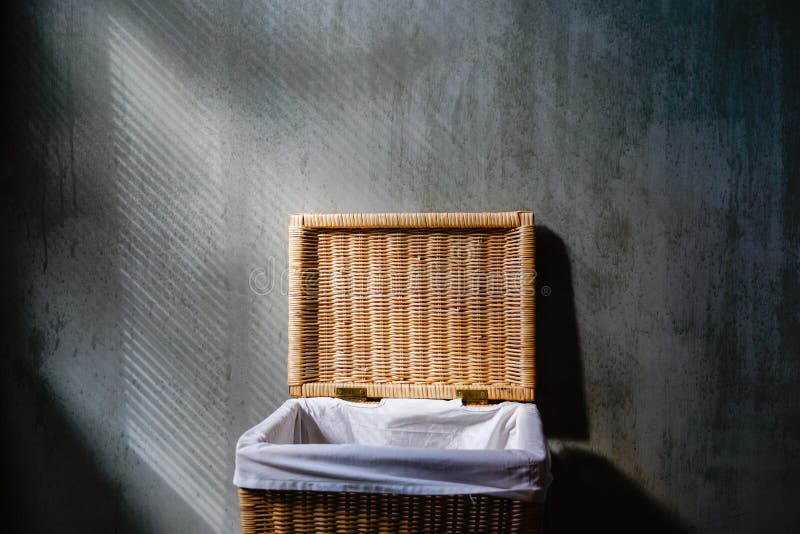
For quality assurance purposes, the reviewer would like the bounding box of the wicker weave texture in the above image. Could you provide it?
[288,212,536,401]
[238,489,543,534]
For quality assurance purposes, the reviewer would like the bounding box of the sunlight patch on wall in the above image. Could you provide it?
[108,13,228,530]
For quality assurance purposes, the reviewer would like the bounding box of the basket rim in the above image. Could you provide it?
[289,211,533,229]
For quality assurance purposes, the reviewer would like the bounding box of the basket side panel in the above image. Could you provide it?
[238,488,543,534]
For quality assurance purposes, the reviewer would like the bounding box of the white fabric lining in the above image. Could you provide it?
[234,398,551,502]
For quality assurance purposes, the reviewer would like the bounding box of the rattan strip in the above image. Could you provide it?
[238,488,543,534]
[288,214,535,401]
[292,211,533,229]
[292,382,534,401]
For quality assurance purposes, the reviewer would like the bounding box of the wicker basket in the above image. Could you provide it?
[239,212,542,533]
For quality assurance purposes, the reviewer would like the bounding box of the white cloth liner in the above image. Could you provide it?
[234,398,551,502]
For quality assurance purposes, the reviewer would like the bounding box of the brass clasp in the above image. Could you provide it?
[456,389,489,405]
[335,387,368,402]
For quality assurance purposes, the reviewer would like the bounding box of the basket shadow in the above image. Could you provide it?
[533,228,691,533]
[545,447,694,534]
[534,226,589,440]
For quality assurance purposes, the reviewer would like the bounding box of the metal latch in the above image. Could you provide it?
[335,387,368,402]
[456,389,489,405]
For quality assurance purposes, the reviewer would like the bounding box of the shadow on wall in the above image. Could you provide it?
[0,327,144,534]
[535,226,589,440]
[0,1,141,531]
[0,132,143,532]
[546,448,693,534]
[535,227,691,534]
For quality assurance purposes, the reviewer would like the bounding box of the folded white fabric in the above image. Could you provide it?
[234,398,551,502]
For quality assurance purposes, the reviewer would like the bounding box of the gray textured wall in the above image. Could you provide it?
[2,0,798,532]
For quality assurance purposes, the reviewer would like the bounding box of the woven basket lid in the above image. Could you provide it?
[287,211,535,402]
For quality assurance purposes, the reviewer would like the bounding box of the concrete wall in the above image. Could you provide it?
[2,0,797,532]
